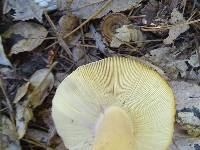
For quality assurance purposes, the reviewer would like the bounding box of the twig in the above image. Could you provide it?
[22,138,53,150]
[44,11,72,58]
[0,77,15,125]
[63,0,112,39]
[195,39,200,66]
[75,44,97,48]
[141,19,200,31]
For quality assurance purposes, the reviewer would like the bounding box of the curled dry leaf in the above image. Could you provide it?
[0,36,12,67]
[110,25,144,48]
[15,68,54,139]
[164,8,189,44]
[0,115,21,150]
[71,0,141,19]
[58,14,79,43]
[101,13,130,42]
[3,22,48,55]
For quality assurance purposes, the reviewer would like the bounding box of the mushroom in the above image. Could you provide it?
[52,57,175,150]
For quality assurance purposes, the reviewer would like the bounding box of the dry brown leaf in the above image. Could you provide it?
[13,82,30,104]
[16,68,54,139]
[70,0,141,19]
[3,22,48,55]
[58,14,79,43]
[72,47,89,66]
[0,115,21,150]
[164,8,189,44]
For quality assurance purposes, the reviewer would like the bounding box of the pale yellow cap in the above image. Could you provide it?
[52,57,175,150]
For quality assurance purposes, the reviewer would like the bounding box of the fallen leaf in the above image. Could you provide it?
[0,115,21,150]
[170,80,200,110]
[16,103,33,139]
[170,127,200,150]
[110,25,144,47]
[58,14,79,43]
[3,22,48,55]
[29,68,54,108]
[25,128,49,143]
[72,47,89,67]
[57,0,73,10]
[34,0,57,11]
[144,47,198,79]
[89,24,108,55]
[54,72,67,87]
[164,8,189,44]
[16,68,54,139]
[3,0,44,22]
[70,0,141,19]
[0,36,12,67]
[13,82,30,104]
[140,0,159,24]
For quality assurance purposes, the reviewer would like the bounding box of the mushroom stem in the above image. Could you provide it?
[93,106,134,150]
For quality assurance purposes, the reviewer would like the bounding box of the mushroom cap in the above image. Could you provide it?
[52,57,175,150]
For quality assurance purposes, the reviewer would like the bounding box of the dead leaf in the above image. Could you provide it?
[164,8,189,44]
[16,68,54,139]
[57,0,73,10]
[110,25,144,47]
[29,68,54,108]
[170,80,200,110]
[16,103,33,139]
[3,22,48,55]
[54,72,67,87]
[144,47,196,79]
[70,0,141,19]
[89,24,108,55]
[72,47,89,67]
[140,0,159,24]
[58,14,79,43]
[0,115,21,150]
[34,0,57,11]
[170,126,200,150]
[13,82,30,104]
[0,36,12,67]
[3,0,44,22]
[25,128,48,143]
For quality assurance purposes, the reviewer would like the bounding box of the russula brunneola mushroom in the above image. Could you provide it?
[52,57,175,150]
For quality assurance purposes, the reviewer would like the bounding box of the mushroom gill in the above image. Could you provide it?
[52,57,175,150]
